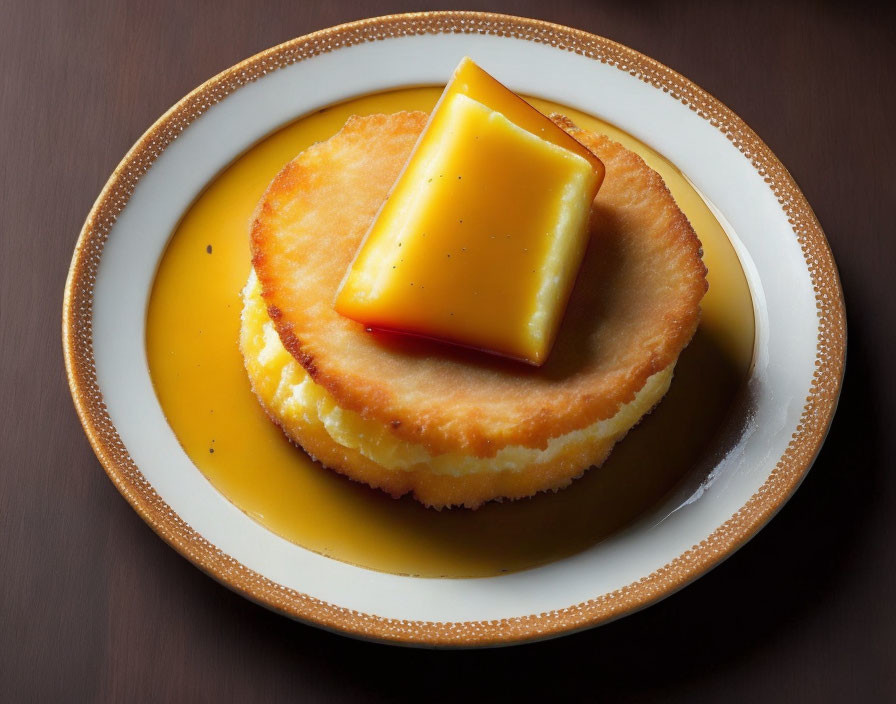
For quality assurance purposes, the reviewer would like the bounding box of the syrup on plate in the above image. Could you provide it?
[146,88,755,578]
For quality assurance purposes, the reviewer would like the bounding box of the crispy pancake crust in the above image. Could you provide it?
[251,112,707,458]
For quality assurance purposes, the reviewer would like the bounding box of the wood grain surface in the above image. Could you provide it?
[2,1,894,701]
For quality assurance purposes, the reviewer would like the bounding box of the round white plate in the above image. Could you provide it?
[63,12,845,647]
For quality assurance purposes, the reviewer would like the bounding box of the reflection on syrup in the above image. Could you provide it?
[146,88,755,578]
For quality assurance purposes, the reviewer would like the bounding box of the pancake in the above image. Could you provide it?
[241,269,674,507]
[247,111,707,508]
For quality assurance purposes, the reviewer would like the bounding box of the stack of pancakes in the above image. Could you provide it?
[241,112,707,509]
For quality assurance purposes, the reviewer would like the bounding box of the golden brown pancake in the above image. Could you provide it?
[240,269,674,508]
[246,111,707,508]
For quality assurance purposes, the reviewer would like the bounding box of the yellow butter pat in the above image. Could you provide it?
[334,58,604,365]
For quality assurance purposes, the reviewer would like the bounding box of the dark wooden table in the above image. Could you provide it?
[3,1,893,700]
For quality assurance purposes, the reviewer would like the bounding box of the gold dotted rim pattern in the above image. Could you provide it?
[62,12,846,647]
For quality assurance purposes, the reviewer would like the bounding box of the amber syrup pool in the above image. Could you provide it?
[146,88,755,578]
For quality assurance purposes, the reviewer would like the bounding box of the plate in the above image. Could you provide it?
[63,12,845,646]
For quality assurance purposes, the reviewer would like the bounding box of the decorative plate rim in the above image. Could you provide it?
[62,11,846,647]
